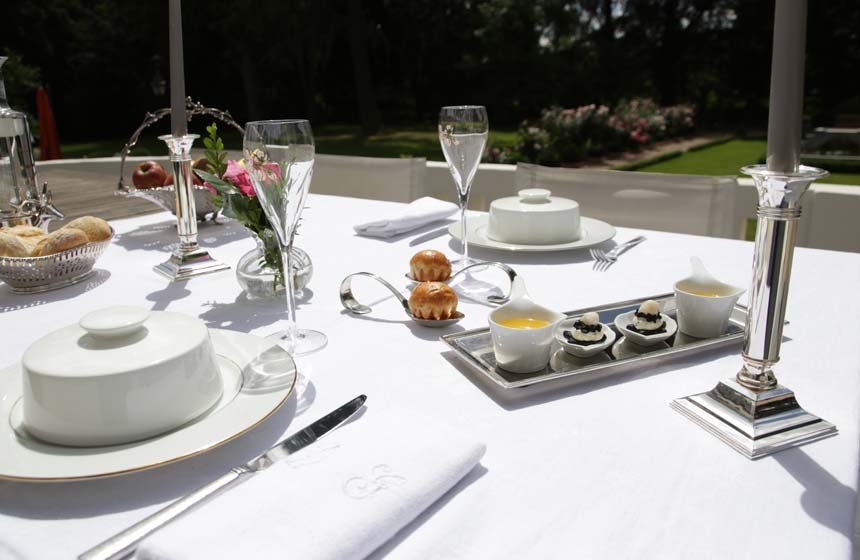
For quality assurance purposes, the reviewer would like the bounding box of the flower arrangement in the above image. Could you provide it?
[194,123,285,288]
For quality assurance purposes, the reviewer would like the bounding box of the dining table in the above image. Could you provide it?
[1,192,859,559]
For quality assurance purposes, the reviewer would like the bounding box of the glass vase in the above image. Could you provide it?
[236,239,312,300]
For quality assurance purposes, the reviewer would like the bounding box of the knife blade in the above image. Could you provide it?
[79,394,367,560]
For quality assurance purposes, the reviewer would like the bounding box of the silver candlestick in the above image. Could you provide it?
[672,164,837,459]
[154,134,229,280]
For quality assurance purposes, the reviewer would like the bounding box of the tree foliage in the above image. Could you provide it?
[1,0,858,141]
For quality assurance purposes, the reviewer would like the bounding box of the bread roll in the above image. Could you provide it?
[6,225,46,238]
[409,250,452,282]
[409,282,459,320]
[36,228,90,256]
[63,216,112,242]
[0,232,30,258]
[19,235,47,257]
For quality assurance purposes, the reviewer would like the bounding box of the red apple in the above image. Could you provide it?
[132,161,167,189]
[163,161,207,187]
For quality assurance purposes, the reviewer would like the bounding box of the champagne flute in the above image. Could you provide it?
[439,106,489,292]
[244,119,326,355]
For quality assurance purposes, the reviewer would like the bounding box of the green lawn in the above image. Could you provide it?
[635,139,860,185]
[60,125,519,161]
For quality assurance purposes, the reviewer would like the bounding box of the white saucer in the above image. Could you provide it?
[611,336,670,359]
[448,214,616,253]
[0,329,296,482]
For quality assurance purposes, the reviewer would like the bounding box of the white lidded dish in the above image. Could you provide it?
[21,306,223,447]
[487,188,581,245]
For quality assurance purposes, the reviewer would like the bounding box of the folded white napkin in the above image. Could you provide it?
[353,197,458,238]
[137,405,486,560]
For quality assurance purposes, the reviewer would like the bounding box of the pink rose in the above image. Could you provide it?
[223,160,256,197]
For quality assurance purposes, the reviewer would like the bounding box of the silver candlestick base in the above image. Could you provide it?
[672,164,837,459]
[671,379,836,459]
[155,134,229,280]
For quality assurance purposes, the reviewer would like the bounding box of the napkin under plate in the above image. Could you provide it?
[353,197,457,238]
[137,405,486,560]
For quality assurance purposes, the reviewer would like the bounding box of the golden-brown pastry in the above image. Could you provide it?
[0,232,30,258]
[409,250,452,282]
[35,228,90,256]
[6,225,45,238]
[63,216,112,242]
[409,282,459,320]
[18,234,47,256]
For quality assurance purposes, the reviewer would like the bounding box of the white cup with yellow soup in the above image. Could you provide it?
[489,288,566,373]
[674,257,745,338]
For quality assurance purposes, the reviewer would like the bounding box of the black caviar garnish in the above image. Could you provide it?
[627,324,667,335]
[563,330,607,346]
[634,311,662,322]
[572,320,602,334]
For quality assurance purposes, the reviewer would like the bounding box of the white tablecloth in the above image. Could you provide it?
[1,194,859,560]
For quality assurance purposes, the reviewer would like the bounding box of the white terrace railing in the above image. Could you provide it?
[36,155,860,253]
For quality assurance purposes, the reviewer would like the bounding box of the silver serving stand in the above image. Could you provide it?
[672,165,836,459]
[116,98,243,222]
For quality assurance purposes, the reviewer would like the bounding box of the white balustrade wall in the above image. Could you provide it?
[36,156,860,253]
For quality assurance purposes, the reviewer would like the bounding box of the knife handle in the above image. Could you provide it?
[79,466,251,560]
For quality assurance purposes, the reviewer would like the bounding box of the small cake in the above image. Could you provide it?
[35,228,90,256]
[409,281,458,320]
[410,250,452,282]
[0,232,30,258]
[629,300,666,334]
[63,216,112,242]
[563,311,606,345]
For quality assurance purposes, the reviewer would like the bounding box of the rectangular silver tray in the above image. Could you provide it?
[442,293,747,399]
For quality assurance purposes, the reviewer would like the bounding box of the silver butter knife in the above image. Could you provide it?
[79,394,368,560]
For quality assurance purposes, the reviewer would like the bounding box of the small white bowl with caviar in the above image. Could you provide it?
[613,299,677,347]
[555,311,616,358]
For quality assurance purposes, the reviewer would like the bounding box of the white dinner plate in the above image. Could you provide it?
[448,215,616,253]
[0,329,296,482]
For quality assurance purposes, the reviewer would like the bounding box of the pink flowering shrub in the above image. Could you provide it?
[516,97,695,166]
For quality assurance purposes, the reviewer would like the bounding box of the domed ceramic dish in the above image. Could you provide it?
[487,188,581,245]
[21,306,224,447]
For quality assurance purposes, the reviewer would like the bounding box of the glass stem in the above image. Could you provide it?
[280,243,298,351]
[459,189,470,264]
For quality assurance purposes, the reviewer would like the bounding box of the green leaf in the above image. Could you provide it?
[195,170,233,195]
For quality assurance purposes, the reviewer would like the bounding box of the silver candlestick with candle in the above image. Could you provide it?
[671,0,836,458]
[154,0,228,280]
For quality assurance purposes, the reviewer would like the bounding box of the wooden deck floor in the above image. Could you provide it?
[38,167,165,229]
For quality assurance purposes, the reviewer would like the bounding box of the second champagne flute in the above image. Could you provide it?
[438,105,489,271]
[244,119,327,355]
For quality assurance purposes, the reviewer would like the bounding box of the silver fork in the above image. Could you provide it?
[590,236,646,271]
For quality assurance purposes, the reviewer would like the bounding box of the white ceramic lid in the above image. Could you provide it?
[23,307,209,378]
[490,189,579,213]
